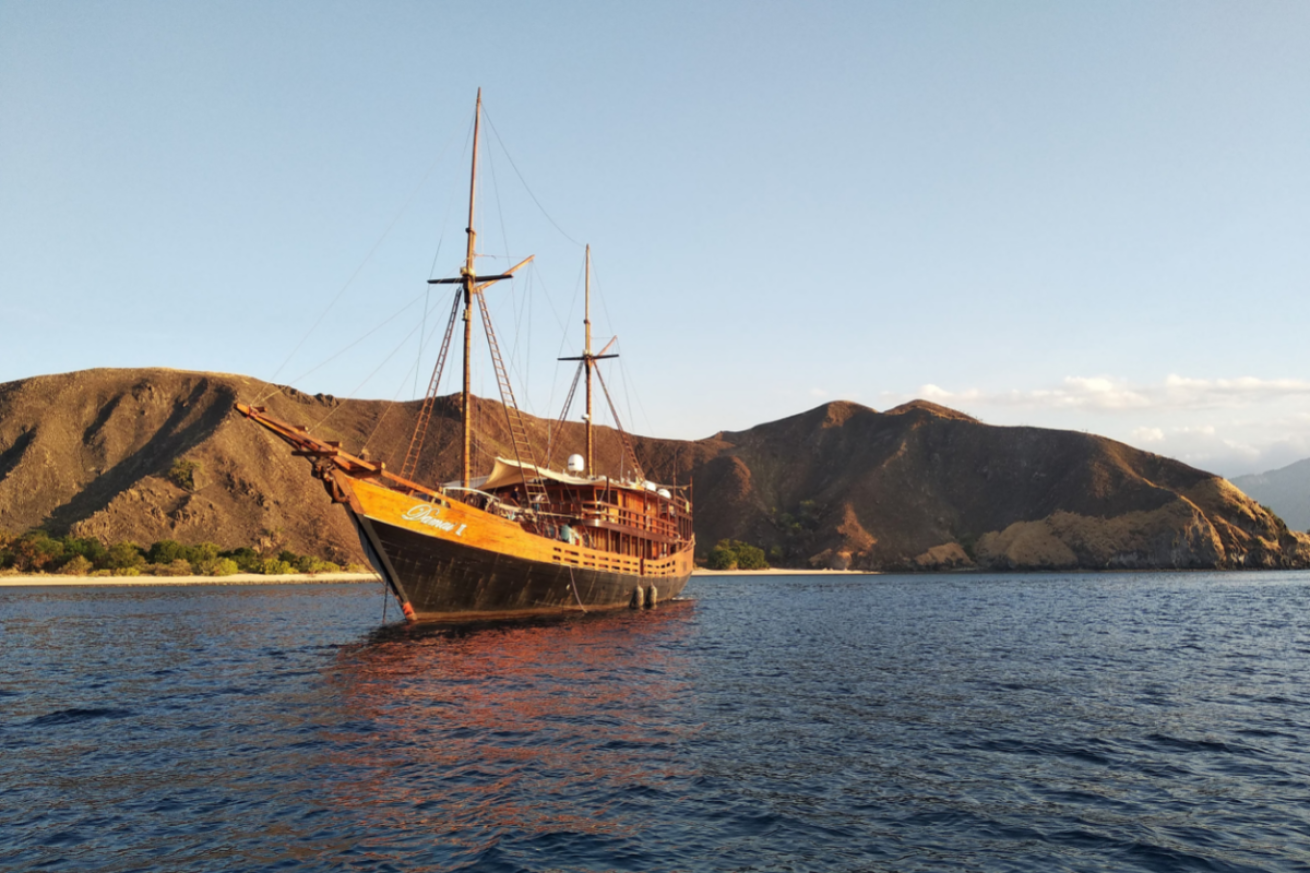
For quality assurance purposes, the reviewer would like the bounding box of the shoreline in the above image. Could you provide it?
[0,569,870,587]
[691,568,877,576]
[0,572,382,587]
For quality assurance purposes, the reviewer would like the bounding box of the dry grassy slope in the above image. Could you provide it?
[689,399,1310,570]
[0,369,367,562]
[0,367,719,563]
[1232,459,1310,533]
[1,369,1305,571]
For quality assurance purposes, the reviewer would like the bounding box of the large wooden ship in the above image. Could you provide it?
[235,92,694,620]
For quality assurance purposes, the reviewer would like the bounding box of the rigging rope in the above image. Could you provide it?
[535,260,582,446]
[617,354,653,440]
[253,291,427,406]
[482,107,586,248]
[414,284,428,400]
[255,118,470,400]
[311,312,433,432]
[594,365,645,482]
[590,258,655,439]
[397,287,462,476]
[361,303,454,456]
[545,362,585,470]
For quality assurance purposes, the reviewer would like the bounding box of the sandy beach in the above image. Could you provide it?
[0,569,875,586]
[0,572,382,587]
[691,567,877,576]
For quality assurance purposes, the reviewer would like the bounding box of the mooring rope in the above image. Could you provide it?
[567,565,587,614]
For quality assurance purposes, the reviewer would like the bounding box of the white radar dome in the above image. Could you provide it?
[566,454,586,474]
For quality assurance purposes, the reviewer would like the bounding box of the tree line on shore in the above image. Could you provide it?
[1,525,779,576]
[0,529,366,577]
[705,539,771,570]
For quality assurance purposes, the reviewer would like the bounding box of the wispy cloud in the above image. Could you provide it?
[881,375,1310,476]
[1160,375,1310,408]
[909,375,1310,413]
[1124,423,1276,472]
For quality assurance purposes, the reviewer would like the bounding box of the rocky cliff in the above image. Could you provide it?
[1,368,1305,571]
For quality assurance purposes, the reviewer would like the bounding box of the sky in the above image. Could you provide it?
[2,1,1309,478]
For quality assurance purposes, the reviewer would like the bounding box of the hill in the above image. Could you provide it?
[1231,460,1310,533]
[686,400,1308,570]
[1,368,1306,571]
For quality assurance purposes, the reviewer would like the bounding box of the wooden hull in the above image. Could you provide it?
[342,475,693,620]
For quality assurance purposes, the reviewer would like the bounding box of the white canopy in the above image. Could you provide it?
[443,457,666,494]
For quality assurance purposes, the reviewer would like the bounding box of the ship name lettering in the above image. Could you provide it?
[402,503,463,536]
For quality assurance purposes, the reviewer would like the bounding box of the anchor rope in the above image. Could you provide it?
[568,565,587,613]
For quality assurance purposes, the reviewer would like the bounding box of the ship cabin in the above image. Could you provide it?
[448,457,693,562]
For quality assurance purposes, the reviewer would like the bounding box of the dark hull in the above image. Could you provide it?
[355,513,691,620]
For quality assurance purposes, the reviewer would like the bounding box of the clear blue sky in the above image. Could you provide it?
[3,1,1309,477]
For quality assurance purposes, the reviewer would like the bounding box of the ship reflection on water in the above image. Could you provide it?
[321,601,701,861]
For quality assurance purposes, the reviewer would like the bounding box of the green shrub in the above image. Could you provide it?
[185,542,221,564]
[197,557,239,577]
[344,563,371,574]
[295,555,341,574]
[734,543,768,570]
[105,541,146,571]
[147,540,186,565]
[958,534,978,561]
[221,547,261,573]
[60,555,94,576]
[60,536,107,567]
[707,545,738,570]
[0,529,356,577]
[772,501,822,540]
[706,539,770,571]
[0,529,13,569]
[167,458,201,491]
[13,531,65,573]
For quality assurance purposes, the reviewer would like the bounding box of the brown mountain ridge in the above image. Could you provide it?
[1,367,1306,571]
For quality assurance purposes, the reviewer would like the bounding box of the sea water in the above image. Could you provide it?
[2,572,1309,872]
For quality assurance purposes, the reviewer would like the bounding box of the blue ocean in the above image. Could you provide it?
[3,572,1309,871]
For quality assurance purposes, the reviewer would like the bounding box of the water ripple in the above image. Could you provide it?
[26,707,134,727]
[4,574,1310,871]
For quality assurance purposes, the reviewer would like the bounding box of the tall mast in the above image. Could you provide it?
[461,89,482,488]
[425,90,535,491]
[584,244,593,475]
[559,246,617,475]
